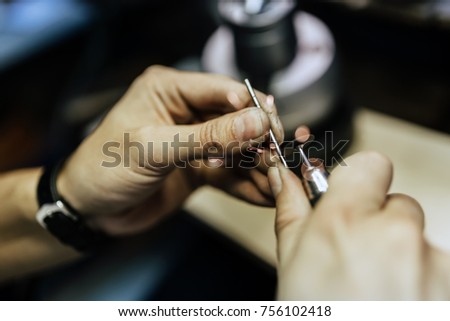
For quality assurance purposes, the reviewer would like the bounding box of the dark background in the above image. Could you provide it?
[0,0,449,172]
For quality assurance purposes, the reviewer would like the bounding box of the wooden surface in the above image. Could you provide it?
[184,108,450,266]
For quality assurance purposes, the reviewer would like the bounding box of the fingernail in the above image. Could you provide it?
[268,166,282,197]
[295,126,311,143]
[207,158,224,168]
[233,108,266,141]
[265,95,276,118]
[247,146,264,154]
[266,95,275,110]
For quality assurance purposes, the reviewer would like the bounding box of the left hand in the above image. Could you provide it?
[57,66,284,235]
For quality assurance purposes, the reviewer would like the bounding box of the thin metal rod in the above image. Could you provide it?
[298,145,312,168]
[244,79,288,167]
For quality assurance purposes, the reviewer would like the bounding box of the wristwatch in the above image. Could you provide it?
[36,159,107,252]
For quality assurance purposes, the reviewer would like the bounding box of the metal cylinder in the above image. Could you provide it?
[218,0,297,81]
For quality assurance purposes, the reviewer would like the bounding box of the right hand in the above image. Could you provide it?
[269,151,450,300]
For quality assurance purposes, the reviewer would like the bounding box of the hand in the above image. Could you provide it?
[269,151,450,300]
[57,66,283,235]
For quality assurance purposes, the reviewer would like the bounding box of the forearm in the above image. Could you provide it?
[0,168,79,283]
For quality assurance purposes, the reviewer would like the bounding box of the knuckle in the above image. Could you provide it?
[134,126,152,141]
[399,194,423,214]
[387,193,425,226]
[212,72,230,82]
[275,205,306,234]
[144,64,169,76]
[384,217,422,243]
[200,121,221,151]
[141,65,171,84]
[200,121,215,145]
[363,151,392,171]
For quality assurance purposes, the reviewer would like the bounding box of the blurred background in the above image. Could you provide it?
[1,0,449,170]
[0,0,449,300]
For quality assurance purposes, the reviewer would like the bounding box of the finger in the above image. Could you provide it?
[197,112,222,122]
[251,148,278,175]
[247,168,273,198]
[227,91,250,110]
[263,95,284,143]
[295,126,311,143]
[199,156,275,203]
[141,107,271,168]
[319,151,393,215]
[269,163,312,235]
[229,91,284,143]
[176,69,251,112]
[383,193,425,230]
[427,246,450,299]
[175,67,285,148]
[138,66,250,116]
[227,178,275,207]
[204,167,274,207]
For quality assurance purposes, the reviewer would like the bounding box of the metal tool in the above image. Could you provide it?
[244,78,328,206]
[244,79,288,167]
[298,146,329,206]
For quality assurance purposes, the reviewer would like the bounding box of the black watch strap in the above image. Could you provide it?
[36,159,108,252]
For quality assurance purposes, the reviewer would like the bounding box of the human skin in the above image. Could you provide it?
[0,66,284,281]
[269,150,450,300]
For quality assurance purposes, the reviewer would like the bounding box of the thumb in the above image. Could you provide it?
[144,107,271,168]
[268,164,312,259]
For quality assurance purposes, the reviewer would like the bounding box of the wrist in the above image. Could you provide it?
[14,168,42,225]
[56,157,86,215]
[56,157,105,232]
[37,158,110,251]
